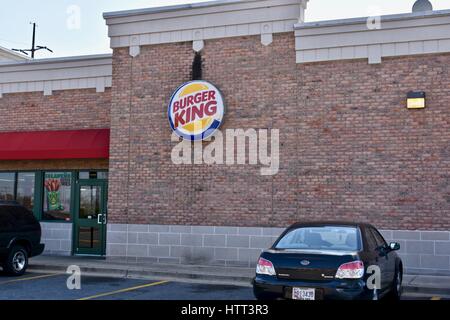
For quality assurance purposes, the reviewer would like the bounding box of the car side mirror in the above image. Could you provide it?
[389,242,400,251]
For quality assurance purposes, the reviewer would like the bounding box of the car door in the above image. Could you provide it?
[371,228,396,286]
[362,226,388,292]
[367,227,391,292]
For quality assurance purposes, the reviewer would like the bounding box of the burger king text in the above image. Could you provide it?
[172,90,217,129]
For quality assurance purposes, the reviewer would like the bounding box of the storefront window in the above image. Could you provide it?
[79,171,108,180]
[43,172,72,221]
[16,172,35,211]
[0,173,15,201]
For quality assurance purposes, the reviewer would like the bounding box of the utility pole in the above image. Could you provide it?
[12,22,53,59]
[31,22,36,58]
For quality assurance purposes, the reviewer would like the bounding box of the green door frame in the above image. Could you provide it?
[73,179,108,256]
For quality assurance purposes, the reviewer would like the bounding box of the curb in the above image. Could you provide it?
[28,263,254,288]
[403,285,450,296]
[28,263,450,296]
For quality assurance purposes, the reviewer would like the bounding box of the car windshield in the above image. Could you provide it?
[275,226,360,251]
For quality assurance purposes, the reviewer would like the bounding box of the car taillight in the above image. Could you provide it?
[335,261,364,279]
[256,257,276,276]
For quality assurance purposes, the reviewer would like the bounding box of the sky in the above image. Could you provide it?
[1,0,450,59]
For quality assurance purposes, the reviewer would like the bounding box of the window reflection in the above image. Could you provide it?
[17,172,35,211]
[79,186,101,219]
[78,227,101,249]
[79,171,108,180]
[0,173,15,201]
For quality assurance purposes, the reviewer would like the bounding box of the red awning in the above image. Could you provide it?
[0,129,110,160]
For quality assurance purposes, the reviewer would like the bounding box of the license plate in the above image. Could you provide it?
[292,288,315,300]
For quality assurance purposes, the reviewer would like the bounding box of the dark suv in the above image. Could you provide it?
[0,201,45,276]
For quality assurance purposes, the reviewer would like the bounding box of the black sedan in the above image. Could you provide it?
[253,222,403,300]
[0,201,45,276]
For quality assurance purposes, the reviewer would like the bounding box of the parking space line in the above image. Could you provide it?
[0,273,61,285]
[77,280,170,300]
[430,296,442,300]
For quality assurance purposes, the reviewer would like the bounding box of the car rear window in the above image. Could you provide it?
[275,226,361,251]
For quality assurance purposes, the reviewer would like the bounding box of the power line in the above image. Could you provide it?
[11,22,53,59]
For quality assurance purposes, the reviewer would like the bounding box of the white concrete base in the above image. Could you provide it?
[40,222,72,256]
[38,221,450,275]
[106,224,450,274]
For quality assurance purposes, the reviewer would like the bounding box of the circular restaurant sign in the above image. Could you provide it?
[168,80,225,141]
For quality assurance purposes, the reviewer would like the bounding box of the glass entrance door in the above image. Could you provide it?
[74,181,107,256]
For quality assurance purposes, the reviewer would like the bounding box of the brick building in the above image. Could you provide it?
[0,0,449,275]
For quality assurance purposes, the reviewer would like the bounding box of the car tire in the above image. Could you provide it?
[388,268,403,300]
[3,245,29,276]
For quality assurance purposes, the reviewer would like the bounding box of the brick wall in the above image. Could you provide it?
[0,88,111,132]
[0,88,111,171]
[297,53,450,231]
[108,33,450,231]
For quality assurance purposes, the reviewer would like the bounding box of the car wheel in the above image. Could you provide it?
[4,245,29,276]
[389,269,403,300]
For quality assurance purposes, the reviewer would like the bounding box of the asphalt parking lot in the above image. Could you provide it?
[0,272,446,300]
[0,272,253,300]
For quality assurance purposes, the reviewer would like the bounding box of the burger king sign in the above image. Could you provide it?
[168,81,225,141]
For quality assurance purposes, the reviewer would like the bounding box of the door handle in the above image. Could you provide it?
[97,214,107,225]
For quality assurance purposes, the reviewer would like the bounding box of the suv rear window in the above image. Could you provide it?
[275,226,361,251]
